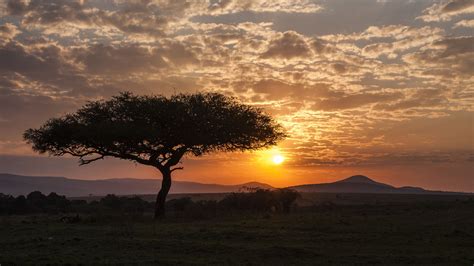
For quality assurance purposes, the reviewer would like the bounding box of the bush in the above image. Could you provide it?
[166,197,193,212]
[0,193,17,215]
[100,194,149,215]
[0,189,300,217]
[219,188,300,213]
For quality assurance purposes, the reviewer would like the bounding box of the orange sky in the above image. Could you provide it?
[0,0,473,192]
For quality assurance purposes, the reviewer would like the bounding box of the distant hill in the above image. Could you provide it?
[289,175,468,195]
[0,173,273,197]
[1,173,469,197]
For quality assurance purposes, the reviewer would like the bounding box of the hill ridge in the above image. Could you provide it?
[0,173,273,197]
[0,173,470,196]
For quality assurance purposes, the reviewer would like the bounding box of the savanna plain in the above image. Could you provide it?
[1,192,473,265]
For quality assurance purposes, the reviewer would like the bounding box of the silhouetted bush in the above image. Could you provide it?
[181,200,219,219]
[100,194,123,210]
[0,193,17,214]
[46,192,70,213]
[219,188,300,213]
[99,194,149,215]
[166,197,193,212]
[26,191,48,212]
[0,189,300,217]
[13,195,28,214]
[273,189,301,213]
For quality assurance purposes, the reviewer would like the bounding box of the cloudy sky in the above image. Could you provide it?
[0,0,473,191]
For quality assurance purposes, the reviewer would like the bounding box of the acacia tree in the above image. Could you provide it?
[24,92,286,218]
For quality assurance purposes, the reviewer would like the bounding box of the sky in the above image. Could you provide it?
[0,0,473,192]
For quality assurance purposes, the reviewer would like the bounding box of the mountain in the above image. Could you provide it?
[288,175,468,195]
[0,173,273,197]
[1,173,468,197]
[336,175,392,187]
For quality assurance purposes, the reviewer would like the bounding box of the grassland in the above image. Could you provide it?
[1,193,473,265]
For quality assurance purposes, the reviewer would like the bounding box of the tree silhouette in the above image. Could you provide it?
[24,92,286,218]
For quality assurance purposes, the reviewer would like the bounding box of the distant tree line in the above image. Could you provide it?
[0,189,300,217]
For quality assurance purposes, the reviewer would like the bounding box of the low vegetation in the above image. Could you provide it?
[0,188,300,218]
[1,191,473,265]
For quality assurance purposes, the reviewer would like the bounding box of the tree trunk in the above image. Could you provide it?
[154,169,171,219]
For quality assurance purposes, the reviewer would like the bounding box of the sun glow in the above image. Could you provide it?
[272,154,285,165]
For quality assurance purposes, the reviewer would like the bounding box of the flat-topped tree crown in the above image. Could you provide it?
[24,92,286,218]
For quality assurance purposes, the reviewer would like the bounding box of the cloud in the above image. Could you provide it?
[6,0,98,30]
[4,0,322,39]
[403,36,474,76]
[311,38,337,55]
[208,0,322,14]
[0,40,90,95]
[417,0,474,22]
[0,87,80,144]
[322,25,443,42]
[374,89,448,111]
[331,63,347,74]
[260,31,312,59]
[454,19,474,28]
[313,91,402,111]
[0,23,21,41]
[4,0,195,37]
[72,44,168,74]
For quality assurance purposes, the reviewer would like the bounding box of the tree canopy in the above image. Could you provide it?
[24,92,285,171]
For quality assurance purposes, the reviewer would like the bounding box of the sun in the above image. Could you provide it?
[272,154,285,165]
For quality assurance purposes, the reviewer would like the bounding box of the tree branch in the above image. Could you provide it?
[79,155,105,165]
[170,167,184,173]
[164,147,187,168]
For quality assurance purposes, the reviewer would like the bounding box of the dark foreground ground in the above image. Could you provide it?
[1,194,473,265]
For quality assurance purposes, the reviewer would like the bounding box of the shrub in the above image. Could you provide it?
[0,189,300,217]
[99,194,149,215]
[166,197,193,212]
[219,188,300,213]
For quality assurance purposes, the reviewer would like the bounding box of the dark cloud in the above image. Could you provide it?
[72,44,168,74]
[0,40,91,93]
[418,0,474,21]
[0,39,101,98]
[247,79,337,102]
[374,89,448,111]
[5,0,194,37]
[441,0,474,13]
[0,23,20,40]
[261,31,311,59]
[0,41,63,74]
[157,41,201,67]
[435,36,474,57]
[331,63,347,74]
[404,36,474,76]
[7,0,95,25]
[311,38,336,54]
[6,0,29,15]
[0,88,79,141]
[72,40,201,74]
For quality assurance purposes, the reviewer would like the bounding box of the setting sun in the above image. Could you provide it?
[272,154,285,165]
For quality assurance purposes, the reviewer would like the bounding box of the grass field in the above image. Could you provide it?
[1,193,473,265]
